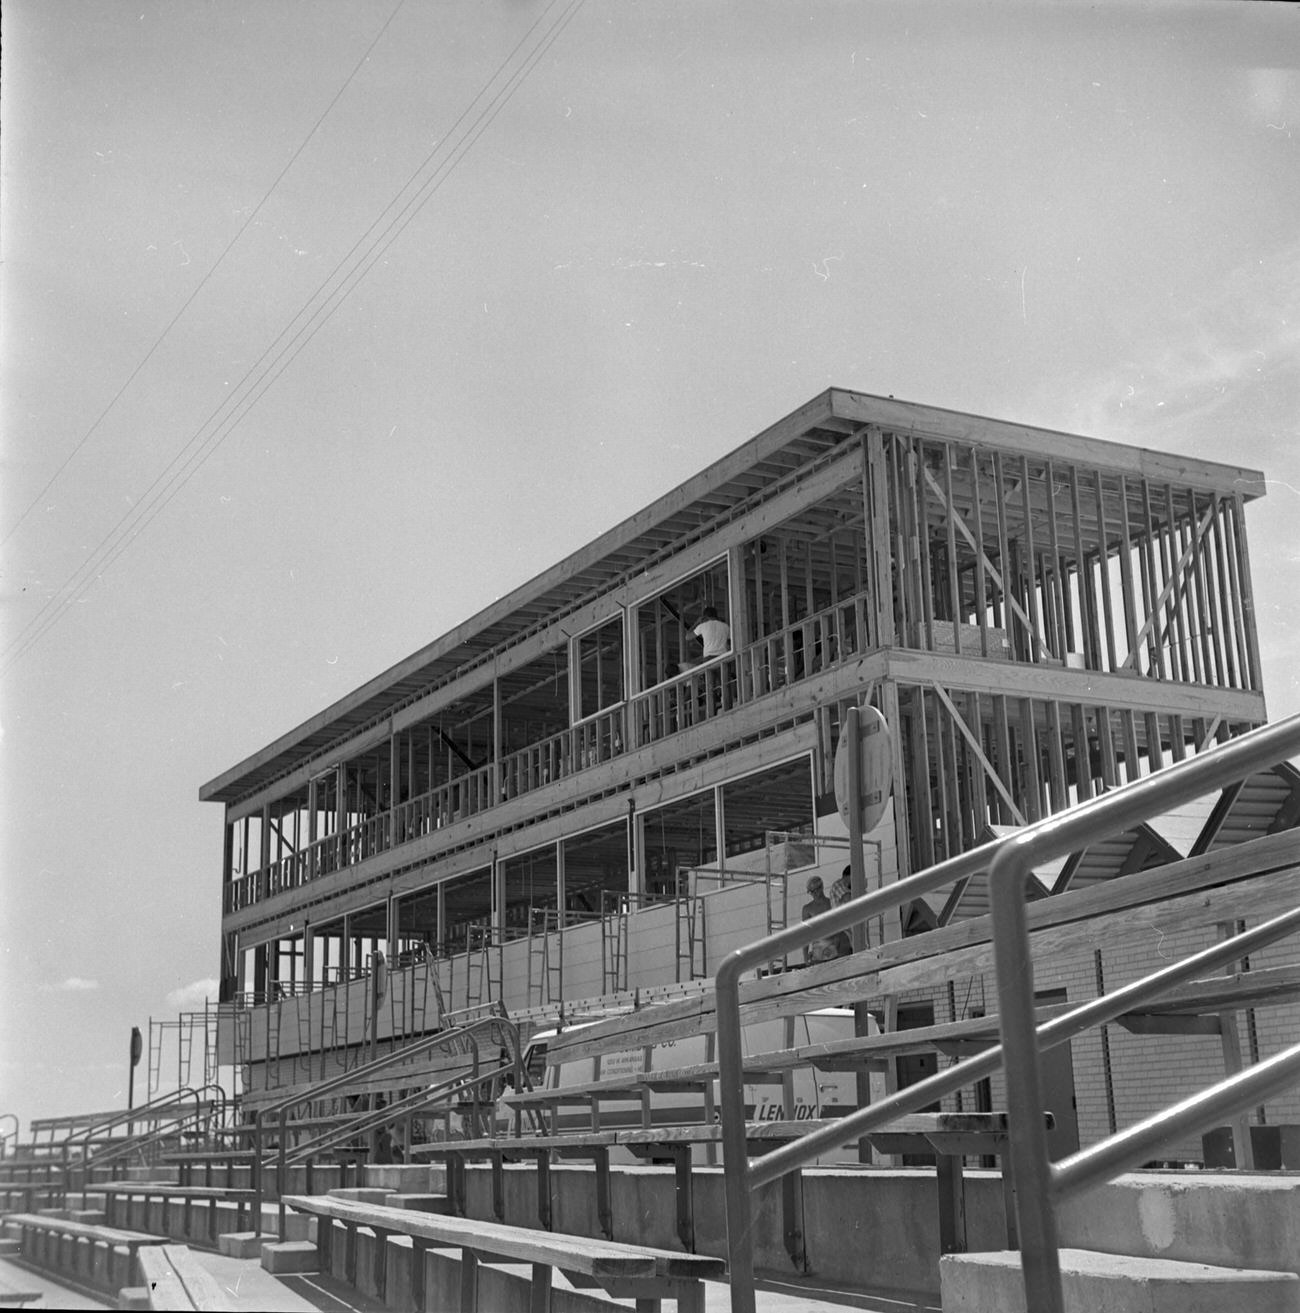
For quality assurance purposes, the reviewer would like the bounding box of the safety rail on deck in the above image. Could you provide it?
[246,1014,524,1238]
[223,590,875,914]
[715,712,1300,1313]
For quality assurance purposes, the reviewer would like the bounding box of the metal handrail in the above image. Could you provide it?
[988,712,1300,1312]
[716,711,1300,1313]
[247,1013,521,1233]
[58,1085,224,1197]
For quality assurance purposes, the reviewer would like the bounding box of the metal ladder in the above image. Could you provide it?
[527,908,564,1006]
[675,882,707,982]
[601,892,630,994]
[465,924,501,1011]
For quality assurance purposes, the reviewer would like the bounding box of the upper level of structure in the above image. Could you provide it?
[202,390,1268,936]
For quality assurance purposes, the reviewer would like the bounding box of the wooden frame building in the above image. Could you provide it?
[201,389,1296,1146]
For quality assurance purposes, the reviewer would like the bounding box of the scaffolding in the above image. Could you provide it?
[147,1011,219,1099]
[464,923,502,1011]
[527,908,563,1007]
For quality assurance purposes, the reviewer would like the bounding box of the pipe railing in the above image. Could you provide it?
[988,711,1300,1312]
[58,1085,223,1198]
[246,1013,521,1234]
[225,590,880,916]
[716,711,1300,1313]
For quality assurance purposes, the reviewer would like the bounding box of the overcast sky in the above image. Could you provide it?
[2,0,1298,1133]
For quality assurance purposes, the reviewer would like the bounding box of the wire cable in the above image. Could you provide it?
[2,0,585,676]
[1,0,407,550]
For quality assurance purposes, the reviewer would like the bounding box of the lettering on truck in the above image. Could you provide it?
[500,1008,884,1161]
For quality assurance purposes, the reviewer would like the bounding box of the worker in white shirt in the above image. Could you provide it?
[692,605,731,660]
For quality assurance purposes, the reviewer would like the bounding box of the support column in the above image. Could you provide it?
[307,776,319,881]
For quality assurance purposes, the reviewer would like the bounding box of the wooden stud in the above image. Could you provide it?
[1230,494,1263,690]
[1019,457,1044,663]
[1019,698,1042,823]
[1071,703,1092,803]
[970,453,990,657]
[915,442,937,650]
[1208,496,1236,687]
[1094,472,1118,673]
[943,449,962,651]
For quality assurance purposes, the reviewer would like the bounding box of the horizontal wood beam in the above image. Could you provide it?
[828,390,1266,497]
[884,649,1266,721]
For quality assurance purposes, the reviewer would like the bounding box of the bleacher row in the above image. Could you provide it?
[2,827,1299,1310]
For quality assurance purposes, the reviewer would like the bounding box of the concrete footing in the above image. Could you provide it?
[259,1240,319,1274]
[384,1193,450,1212]
[940,1247,1300,1313]
[218,1231,266,1260]
[327,1187,395,1206]
[1056,1172,1300,1278]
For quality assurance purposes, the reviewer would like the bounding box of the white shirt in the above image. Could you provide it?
[693,617,731,659]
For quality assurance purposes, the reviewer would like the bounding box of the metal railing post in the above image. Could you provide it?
[252,1113,263,1236]
[715,950,756,1313]
[989,838,1063,1312]
[278,1107,288,1240]
[988,712,1300,1312]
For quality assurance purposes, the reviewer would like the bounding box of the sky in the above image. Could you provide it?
[2,0,1299,1136]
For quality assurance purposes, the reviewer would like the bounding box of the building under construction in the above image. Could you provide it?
[197,388,1300,1158]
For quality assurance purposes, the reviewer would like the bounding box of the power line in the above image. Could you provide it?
[0,0,407,550]
[2,0,585,677]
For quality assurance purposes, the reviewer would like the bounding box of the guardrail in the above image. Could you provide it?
[58,1085,227,1197]
[247,1013,523,1237]
[224,589,877,916]
[715,712,1300,1313]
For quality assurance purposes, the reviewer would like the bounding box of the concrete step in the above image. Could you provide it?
[327,1186,394,1206]
[363,1163,439,1193]
[940,1247,1300,1313]
[260,1239,319,1275]
[1056,1172,1300,1278]
[385,1192,451,1213]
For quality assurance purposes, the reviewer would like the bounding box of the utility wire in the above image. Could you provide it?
[2,0,585,676]
[0,0,407,550]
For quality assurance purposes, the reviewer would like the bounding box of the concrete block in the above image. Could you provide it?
[123,1166,176,1182]
[259,1239,319,1274]
[1056,1172,1300,1278]
[116,1285,151,1310]
[0,1238,19,1256]
[326,1186,394,1206]
[385,1192,451,1212]
[365,1163,433,1192]
[67,1209,106,1224]
[940,1247,1300,1313]
[218,1230,272,1259]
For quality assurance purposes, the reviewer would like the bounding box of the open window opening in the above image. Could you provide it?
[641,790,717,901]
[635,558,730,691]
[501,847,558,940]
[720,757,816,871]
[439,866,493,957]
[574,616,624,723]
[562,821,630,916]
